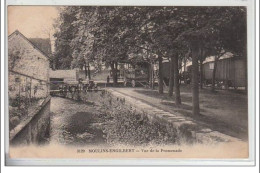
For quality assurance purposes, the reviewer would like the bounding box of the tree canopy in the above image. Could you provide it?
[53,6,246,69]
[52,6,247,116]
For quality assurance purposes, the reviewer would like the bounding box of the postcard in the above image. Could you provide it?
[5,0,256,166]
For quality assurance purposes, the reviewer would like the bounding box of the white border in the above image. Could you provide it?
[5,0,252,6]
[2,0,257,167]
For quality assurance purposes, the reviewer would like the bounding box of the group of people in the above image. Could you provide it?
[58,80,98,95]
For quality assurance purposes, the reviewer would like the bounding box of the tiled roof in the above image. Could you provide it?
[8,30,50,61]
[29,38,52,56]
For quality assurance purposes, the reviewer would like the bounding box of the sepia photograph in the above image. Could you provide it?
[4,0,256,166]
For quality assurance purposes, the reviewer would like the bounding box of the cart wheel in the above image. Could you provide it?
[131,80,136,87]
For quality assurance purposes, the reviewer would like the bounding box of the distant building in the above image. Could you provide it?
[182,52,247,88]
[49,69,77,83]
[8,30,50,99]
[202,53,246,88]
[49,69,78,90]
[49,62,109,89]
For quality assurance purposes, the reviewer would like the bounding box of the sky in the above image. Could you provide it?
[8,6,59,39]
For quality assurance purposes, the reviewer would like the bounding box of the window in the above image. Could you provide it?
[209,62,214,70]
[15,77,21,83]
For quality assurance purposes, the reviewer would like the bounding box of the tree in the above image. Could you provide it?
[131,7,183,95]
[53,7,79,69]
[191,40,200,116]
[201,7,247,92]
[157,55,163,94]
[177,7,247,115]
[178,7,225,115]
[69,7,97,80]
[89,7,134,86]
[168,56,174,96]
[52,6,247,116]
[143,7,190,101]
[116,7,170,93]
[173,53,181,105]
[219,7,247,90]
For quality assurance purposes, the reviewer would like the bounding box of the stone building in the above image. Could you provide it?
[8,30,50,99]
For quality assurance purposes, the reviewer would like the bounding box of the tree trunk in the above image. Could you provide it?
[149,63,153,89]
[110,63,115,86]
[148,63,151,87]
[87,62,91,80]
[173,56,181,105]
[84,62,88,80]
[211,56,218,92]
[115,62,118,83]
[151,63,155,90]
[191,42,200,116]
[183,57,187,84]
[52,60,56,70]
[158,56,163,94]
[111,62,118,87]
[168,57,174,96]
[200,59,203,89]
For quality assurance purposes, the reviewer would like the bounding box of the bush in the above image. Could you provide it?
[9,95,40,130]
[72,91,193,146]
[9,96,27,119]
[101,101,179,146]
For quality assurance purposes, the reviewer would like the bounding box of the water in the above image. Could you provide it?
[50,97,106,146]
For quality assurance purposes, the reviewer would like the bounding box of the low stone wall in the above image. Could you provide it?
[106,89,241,145]
[10,96,51,145]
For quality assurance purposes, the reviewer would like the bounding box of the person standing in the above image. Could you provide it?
[107,75,110,83]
